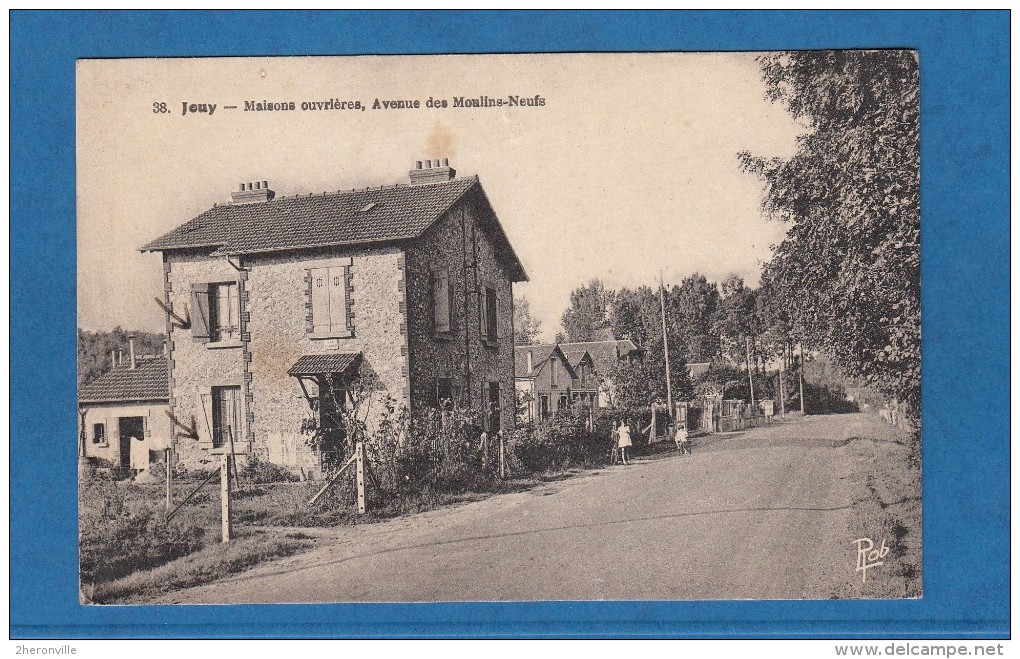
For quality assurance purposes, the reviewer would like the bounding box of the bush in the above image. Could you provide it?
[79,475,205,588]
[240,457,300,484]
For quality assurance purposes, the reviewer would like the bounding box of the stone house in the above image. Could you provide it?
[557,339,643,408]
[514,344,577,423]
[141,159,528,478]
[78,353,170,477]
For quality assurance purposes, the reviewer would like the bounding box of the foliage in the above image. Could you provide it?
[560,278,615,342]
[506,411,609,474]
[79,474,205,588]
[513,294,543,345]
[240,457,300,484]
[78,327,166,387]
[740,51,920,424]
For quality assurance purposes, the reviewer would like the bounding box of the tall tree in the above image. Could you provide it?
[560,278,614,342]
[740,51,920,423]
[512,294,543,346]
[669,273,722,363]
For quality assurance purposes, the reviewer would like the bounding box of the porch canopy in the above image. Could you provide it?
[288,352,363,409]
[287,352,362,377]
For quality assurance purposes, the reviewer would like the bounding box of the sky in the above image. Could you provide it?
[77,53,803,341]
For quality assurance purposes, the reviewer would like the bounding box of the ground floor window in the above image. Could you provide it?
[486,382,501,433]
[92,422,106,444]
[540,394,550,421]
[212,385,242,448]
[559,393,569,411]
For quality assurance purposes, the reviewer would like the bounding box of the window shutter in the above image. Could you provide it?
[479,288,487,338]
[435,269,450,333]
[310,267,330,333]
[327,266,346,332]
[190,283,210,342]
[447,271,456,331]
[489,289,499,340]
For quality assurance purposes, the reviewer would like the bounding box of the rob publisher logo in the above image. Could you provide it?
[854,537,889,583]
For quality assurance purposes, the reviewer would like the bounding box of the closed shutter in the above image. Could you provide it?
[190,283,210,342]
[487,288,498,340]
[327,266,346,331]
[479,288,487,338]
[434,269,450,333]
[310,267,330,333]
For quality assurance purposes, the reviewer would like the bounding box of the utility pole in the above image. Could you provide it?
[745,336,756,414]
[778,364,786,418]
[799,342,806,415]
[659,272,673,417]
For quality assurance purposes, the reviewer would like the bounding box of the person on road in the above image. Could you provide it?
[617,419,633,465]
[674,422,691,456]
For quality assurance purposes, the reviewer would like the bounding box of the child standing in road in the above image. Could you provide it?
[675,423,691,456]
[617,420,633,465]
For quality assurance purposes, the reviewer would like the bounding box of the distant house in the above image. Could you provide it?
[687,362,711,380]
[140,159,528,478]
[78,354,170,477]
[557,339,643,408]
[514,344,577,422]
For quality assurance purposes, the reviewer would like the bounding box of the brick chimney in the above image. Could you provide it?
[231,180,275,204]
[409,158,456,185]
[526,351,533,373]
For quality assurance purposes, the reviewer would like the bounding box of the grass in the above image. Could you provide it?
[833,427,922,599]
[88,529,316,603]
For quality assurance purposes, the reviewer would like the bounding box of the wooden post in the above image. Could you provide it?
[745,336,756,415]
[799,343,806,415]
[355,442,366,515]
[165,448,173,512]
[659,274,674,416]
[778,366,786,418]
[499,433,506,479]
[220,453,232,543]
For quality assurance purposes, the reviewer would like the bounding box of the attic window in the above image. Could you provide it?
[357,202,378,213]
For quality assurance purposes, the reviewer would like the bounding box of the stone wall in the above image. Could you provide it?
[404,199,516,432]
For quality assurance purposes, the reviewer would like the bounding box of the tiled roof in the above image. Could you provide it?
[79,357,169,404]
[514,344,578,380]
[287,352,362,376]
[557,340,642,375]
[140,176,527,281]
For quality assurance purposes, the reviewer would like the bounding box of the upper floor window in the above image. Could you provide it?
[480,285,498,343]
[432,268,452,335]
[310,265,352,338]
[210,282,239,342]
[550,356,559,386]
[190,281,239,345]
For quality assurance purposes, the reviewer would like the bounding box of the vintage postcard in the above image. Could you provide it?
[76,52,921,604]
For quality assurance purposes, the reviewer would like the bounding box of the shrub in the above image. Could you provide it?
[79,475,205,588]
[240,457,300,484]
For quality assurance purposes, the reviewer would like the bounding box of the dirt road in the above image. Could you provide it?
[157,413,900,603]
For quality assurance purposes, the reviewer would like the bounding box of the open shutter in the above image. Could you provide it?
[488,288,499,340]
[310,267,330,333]
[447,271,456,332]
[479,287,487,338]
[190,283,210,342]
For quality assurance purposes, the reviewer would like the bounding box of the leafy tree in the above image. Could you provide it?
[560,279,614,342]
[512,294,543,346]
[740,51,920,423]
[78,327,166,387]
[670,273,722,363]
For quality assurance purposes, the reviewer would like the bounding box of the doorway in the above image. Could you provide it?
[118,416,144,477]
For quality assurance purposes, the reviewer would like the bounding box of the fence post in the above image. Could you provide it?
[356,442,366,515]
[498,433,506,480]
[165,448,172,512]
[221,453,232,543]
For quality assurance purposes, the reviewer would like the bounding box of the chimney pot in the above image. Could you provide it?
[527,351,534,373]
[415,161,422,169]
[255,181,261,190]
[442,158,449,167]
[239,183,245,191]
[262,180,268,189]
[128,336,136,369]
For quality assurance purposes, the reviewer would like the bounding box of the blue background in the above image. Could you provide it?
[10,10,1009,639]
